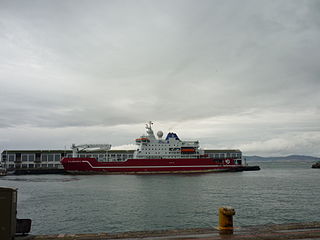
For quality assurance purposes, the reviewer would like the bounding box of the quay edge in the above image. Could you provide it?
[16,222,320,240]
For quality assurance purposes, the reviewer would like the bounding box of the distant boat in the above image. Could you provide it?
[312,161,320,168]
[0,167,6,176]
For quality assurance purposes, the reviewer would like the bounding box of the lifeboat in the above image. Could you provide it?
[135,137,150,143]
[181,148,196,153]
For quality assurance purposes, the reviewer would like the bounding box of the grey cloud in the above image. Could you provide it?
[0,0,320,155]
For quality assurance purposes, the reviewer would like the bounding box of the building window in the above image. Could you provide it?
[48,155,54,161]
[42,154,61,162]
[41,155,47,162]
[54,154,61,162]
[21,154,35,162]
[8,154,16,162]
[29,155,35,162]
[1,155,6,163]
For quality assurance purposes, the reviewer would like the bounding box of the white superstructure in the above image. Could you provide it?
[133,121,204,159]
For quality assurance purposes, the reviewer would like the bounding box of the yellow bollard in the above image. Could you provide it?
[217,206,235,231]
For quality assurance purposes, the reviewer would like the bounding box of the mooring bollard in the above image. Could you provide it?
[217,206,235,233]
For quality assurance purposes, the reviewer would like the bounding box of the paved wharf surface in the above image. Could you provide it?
[16,222,320,240]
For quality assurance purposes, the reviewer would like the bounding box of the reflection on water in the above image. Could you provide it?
[0,160,319,235]
[2,176,80,182]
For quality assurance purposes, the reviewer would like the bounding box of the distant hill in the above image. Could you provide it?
[245,155,320,162]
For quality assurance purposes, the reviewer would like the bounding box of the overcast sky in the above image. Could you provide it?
[0,0,319,156]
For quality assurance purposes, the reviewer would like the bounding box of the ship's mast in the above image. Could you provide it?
[145,121,156,139]
[145,121,153,130]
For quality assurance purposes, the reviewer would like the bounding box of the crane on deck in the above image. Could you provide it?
[71,144,112,157]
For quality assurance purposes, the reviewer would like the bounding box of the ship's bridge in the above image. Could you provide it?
[165,132,180,141]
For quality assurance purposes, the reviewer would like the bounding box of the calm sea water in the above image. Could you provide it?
[1,160,319,235]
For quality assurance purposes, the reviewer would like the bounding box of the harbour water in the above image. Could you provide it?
[0,160,319,235]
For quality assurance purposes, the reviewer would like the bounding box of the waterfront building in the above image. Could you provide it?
[0,150,135,171]
[0,149,242,171]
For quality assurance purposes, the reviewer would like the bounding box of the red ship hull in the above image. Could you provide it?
[60,157,243,174]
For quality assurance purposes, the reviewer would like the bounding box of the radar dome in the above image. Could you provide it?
[157,131,164,139]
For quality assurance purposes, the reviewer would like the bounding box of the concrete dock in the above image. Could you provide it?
[16,222,320,240]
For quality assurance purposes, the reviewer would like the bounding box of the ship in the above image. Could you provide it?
[61,121,256,174]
